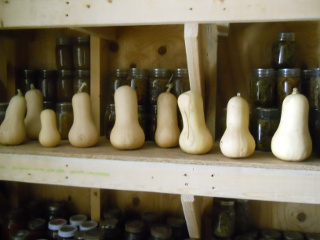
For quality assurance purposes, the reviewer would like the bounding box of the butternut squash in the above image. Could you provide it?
[24,84,43,140]
[110,85,145,150]
[271,88,312,161]
[178,91,213,154]
[155,85,180,148]
[68,83,99,148]
[39,109,61,147]
[0,89,27,145]
[220,93,255,158]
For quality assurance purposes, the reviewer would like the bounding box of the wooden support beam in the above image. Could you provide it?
[71,27,117,42]
[181,194,202,239]
[90,188,101,221]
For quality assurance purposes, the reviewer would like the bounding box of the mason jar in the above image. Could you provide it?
[212,199,235,238]
[57,70,74,102]
[250,68,276,108]
[38,69,56,102]
[149,69,171,105]
[74,70,90,95]
[276,68,300,107]
[73,36,90,70]
[308,68,320,109]
[56,103,73,140]
[56,36,74,70]
[271,32,296,70]
[128,68,149,105]
[124,220,147,240]
[301,69,312,98]
[172,68,190,98]
[110,69,128,103]
[104,104,115,139]
[20,69,38,94]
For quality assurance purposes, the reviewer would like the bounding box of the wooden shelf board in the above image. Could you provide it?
[0,138,319,204]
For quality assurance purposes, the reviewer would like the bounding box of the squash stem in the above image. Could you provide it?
[30,83,35,90]
[17,89,23,96]
[78,82,87,93]
[166,83,173,93]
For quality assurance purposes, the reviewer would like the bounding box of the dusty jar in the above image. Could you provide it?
[56,36,74,70]
[276,68,300,107]
[73,36,90,70]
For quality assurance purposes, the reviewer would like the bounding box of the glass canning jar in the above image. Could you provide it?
[48,218,67,240]
[73,70,90,95]
[147,105,157,141]
[276,68,301,107]
[39,69,56,102]
[309,109,320,156]
[308,68,320,109]
[10,229,32,240]
[56,36,74,70]
[250,68,276,108]
[213,199,236,238]
[110,69,128,103]
[57,70,74,103]
[124,220,147,240]
[172,68,190,98]
[166,216,188,240]
[28,217,47,239]
[73,36,90,70]
[271,32,296,70]
[2,208,27,240]
[149,69,172,105]
[235,199,250,233]
[150,224,173,240]
[104,104,115,139]
[0,102,8,124]
[20,69,38,94]
[84,228,105,240]
[301,69,312,98]
[128,68,149,105]
[251,108,280,151]
[56,103,73,140]
[283,231,304,240]
[100,217,122,240]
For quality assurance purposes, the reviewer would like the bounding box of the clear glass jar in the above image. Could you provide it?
[308,68,320,109]
[56,103,73,140]
[73,36,90,70]
[271,32,296,70]
[124,220,147,240]
[149,69,171,105]
[69,215,87,227]
[250,68,276,108]
[110,69,128,103]
[74,70,90,95]
[309,108,320,156]
[48,218,67,240]
[56,36,74,70]
[276,68,301,107]
[301,69,312,98]
[166,216,188,240]
[79,221,98,232]
[213,199,235,238]
[235,199,250,233]
[58,225,77,240]
[44,101,56,110]
[150,224,173,240]
[138,105,147,134]
[20,69,37,94]
[141,211,161,231]
[57,70,74,103]
[128,68,149,105]
[100,217,122,240]
[0,102,8,124]
[10,229,32,240]
[260,229,282,240]
[2,208,27,240]
[28,217,47,239]
[104,104,115,139]
[74,230,86,240]
[251,108,280,151]
[147,105,157,141]
[39,69,56,102]
[172,68,190,98]
[84,228,105,240]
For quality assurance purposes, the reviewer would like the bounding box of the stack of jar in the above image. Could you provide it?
[105,68,190,141]
[250,32,301,151]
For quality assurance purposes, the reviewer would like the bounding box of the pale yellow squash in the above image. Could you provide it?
[220,93,255,158]
[68,83,99,148]
[271,88,312,161]
[0,90,27,145]
[110,85,145,150]
[155,86,180,148]
[24,84,43,140]
[178,91,213,154]
[39,109,61,147]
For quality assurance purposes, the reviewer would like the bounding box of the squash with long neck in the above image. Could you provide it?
[68,83,99,148]
[271,88,312,161]
[178,91,213,154]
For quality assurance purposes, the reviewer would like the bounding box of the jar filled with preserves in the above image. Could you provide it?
[128,68,149,105]
[74,70,90,95]
[20,69,37,94]
[100,217,122,240]
[172,68,190,98]
[213,199,235,238]
[141,211,161,232]
[309,109,320,156]
[28,217,47,239]
[147,105,157,141]
[251,108,280,151]
[73,36,90,70]
[58,225,77,240]
[84,228,105,240]
[56,36,74,70]
[271,32,296,70]
[44,101,56,110]
[47,201,67,221]
[39,69,56,102]
[276,68,301,107]
[150,224,173,240]
[124,220,147,240]
[308,68,320,109]
[166,216,188,240]
[104,104,115,139]
[0,102,8,124]
[2,208,27,240]
[235,199,250,234]
[57,70,74,103]
[56,103,73,140]
[301,69,312,98]
[149,69,172,105]
[138,105,147,134]
[110,69,128,103]
[48,218,67,240]
[250,68,276,108]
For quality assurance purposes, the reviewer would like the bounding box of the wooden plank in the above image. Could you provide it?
[0,140,319,204]
[71,27,117,41]
[181,194,202,239]
[1,0,320,28]
[90,188,101,221]
[184,23,203,96]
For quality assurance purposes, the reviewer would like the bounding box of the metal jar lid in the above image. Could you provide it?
[84,228,105,240]
[28,217,46,230]
[151,224,172,239]
[173,68,188,78]
[252,68,275,78]
[277,68,301,77]
[166,215,186,228]
[100,217,118,229]
[125,220,146,233]
[277,32,295,41]
[56,36,72,45]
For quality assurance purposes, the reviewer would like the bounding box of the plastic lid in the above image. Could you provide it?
[28,217,46,230]
[100,217,118,229]
[48,218,67,230]
[79,220,98,231]
[58,225,77,238]
[166,216,186,228]
[69,214,88,226]
[151,224,172,239]
[125,220,146,233]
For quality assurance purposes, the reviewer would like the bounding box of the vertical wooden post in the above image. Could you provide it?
[90,188,101,221]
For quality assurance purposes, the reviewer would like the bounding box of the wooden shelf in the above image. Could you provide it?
[0,138,319,204]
